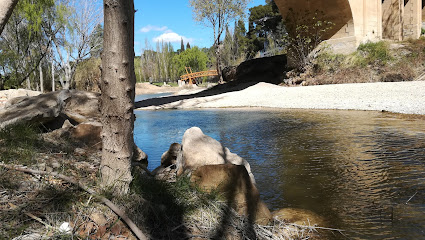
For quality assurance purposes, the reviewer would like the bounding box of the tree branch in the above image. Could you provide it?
[0,163,148,240]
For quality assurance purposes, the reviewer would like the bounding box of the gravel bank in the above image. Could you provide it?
[138,81,425,115]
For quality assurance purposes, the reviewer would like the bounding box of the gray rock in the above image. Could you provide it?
[160,143,181,167]
[133,143,148,165]
[177,127,255,183]
[70,121,102,148]
[0,91,67,129]
[152,164,177,183]
[0,90,100,129]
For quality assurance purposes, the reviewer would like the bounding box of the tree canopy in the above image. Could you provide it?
[189,0,250,81]
[172,46,208,76]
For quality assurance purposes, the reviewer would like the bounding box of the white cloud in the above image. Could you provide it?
[140,25,168,33]
[153,31,193,44]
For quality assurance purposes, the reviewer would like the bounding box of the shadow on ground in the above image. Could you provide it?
[135,54,289,109]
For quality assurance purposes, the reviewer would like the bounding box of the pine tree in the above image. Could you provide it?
[180,37,185,52]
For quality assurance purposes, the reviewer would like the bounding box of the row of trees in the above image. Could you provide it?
[0,0,288,90]
[0,0,103,91]
[135,40,209,83]
[134,0,286,84]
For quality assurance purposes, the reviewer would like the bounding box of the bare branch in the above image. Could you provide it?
[0,163,148,240]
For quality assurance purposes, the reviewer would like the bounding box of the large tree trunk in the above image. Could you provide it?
[0,0,19,35]
[100,0,136,195]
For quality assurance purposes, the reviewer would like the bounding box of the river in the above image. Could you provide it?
[134,94,425,239]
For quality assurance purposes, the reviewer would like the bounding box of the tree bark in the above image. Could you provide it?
[0,0,19,35]
[51,59,55,91]
[100,0,136,195]
[26,76,30,90]
[39,63,44,93]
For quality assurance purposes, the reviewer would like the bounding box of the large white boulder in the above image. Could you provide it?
[177,127,255,183]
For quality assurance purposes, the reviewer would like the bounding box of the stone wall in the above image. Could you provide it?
[274,0,422,54]
[403,0,422,39]
[382,0,402,40]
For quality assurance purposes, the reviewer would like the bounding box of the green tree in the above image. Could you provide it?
[189,0,250,82]
[246,0,284,58]
[234,20,248,59]
[180,37,185,52]
[0,0,65,89]
[172,46,208,76]
[221,26,235,67]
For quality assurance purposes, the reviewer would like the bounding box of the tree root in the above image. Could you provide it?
[0,163,148,240]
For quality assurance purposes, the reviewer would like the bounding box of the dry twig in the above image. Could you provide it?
[0,163,148,240]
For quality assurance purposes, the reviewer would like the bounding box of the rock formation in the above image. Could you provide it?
[191,164,272,225]
[160,142,181,167]
[0,90,100,129]
[177,127,255,183]
[272,208,326,227]
[0,90,147,164]
[153,127,271,224]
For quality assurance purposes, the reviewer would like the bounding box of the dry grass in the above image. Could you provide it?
[293,38,425,86]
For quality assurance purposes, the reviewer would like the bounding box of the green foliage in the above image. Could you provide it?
[246,0,284,58]
[355,41,392,66]
[74,58,101,92]
[315,49,347,73]
[172,47,208,76]
[189,0,250,77]
[180,38,185,52]
[0,0,71,89]
[17,0,55,33]
[138,40,178,82]
[189,0,250,29]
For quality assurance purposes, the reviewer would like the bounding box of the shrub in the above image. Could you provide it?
[355,41,392,66]
[284,9,334,71]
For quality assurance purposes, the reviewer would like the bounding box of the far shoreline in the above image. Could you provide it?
[135,81,425,116]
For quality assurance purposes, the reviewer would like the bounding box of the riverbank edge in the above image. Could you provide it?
[136,81,425,116]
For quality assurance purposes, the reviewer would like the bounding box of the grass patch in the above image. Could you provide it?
[354,41,393,66]
[0,124,41,165]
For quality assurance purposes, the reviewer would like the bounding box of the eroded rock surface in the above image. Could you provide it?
[177,127,255,183]
[191,164,272,225]
[0,90,99,129]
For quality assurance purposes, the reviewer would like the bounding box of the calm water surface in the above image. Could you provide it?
[134,101,425,240]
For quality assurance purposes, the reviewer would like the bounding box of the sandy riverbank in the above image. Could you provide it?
[136,81,425,115]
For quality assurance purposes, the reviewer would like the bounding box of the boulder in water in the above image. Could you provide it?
[191,164,272,225]
[177,127,255,183]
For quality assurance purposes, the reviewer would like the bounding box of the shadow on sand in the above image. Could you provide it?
[134,81,260,109]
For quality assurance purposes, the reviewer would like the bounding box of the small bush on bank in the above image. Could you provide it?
[354,41,393,66]
[299,39,425,86]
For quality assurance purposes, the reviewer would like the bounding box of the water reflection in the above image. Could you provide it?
[134,108,425,239]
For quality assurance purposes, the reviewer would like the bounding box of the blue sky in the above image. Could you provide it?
[134,0,267,55]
